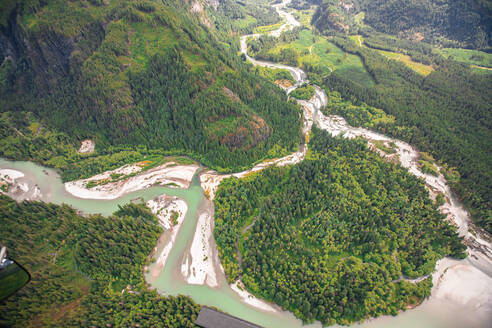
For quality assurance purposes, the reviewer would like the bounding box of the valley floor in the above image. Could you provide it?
[1,0,491,327]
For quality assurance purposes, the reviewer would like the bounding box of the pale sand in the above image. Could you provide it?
[231,280,278,313]
[181,202,218,287]
[0,169,30,196]
[78,139,95,154]
[0,167,46,201]
[147,195,188,279]
[31,185,41,199]
[0,169,25,181]
[430,258,492,319]
[65,162,199,200]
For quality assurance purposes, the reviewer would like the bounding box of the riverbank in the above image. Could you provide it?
[64,161,199,200]
[230,280,278,313]
[0,168,42,202]
[146,195,188,280]
[181,197,219,287]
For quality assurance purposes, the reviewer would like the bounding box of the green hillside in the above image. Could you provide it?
[0,0,302,174]
[311,0,492,49]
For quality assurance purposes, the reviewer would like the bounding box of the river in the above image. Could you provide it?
[1,0,491,326]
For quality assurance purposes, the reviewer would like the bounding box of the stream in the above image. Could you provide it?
[1,0,491,327]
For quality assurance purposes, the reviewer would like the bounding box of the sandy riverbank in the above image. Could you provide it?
[0,168,42,201]
[65,162,199,200]
[0,168,25,181]
[181,198,219,288]
[270,0,301,38]
[146,195,188,279]
[432,258,492,311]
[231,280,278,313]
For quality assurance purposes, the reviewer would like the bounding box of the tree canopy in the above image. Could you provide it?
[214,127,465,325]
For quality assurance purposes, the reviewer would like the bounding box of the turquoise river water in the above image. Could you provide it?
[1,158,487,327]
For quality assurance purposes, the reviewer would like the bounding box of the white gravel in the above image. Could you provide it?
[65,162,199,200]
[147,195,188,279]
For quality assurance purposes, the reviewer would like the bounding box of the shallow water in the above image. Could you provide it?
[0,157,316,327]
[0,158,182,216]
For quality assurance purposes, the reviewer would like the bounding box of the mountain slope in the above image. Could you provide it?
[0,0,302,172]
[311,0,492,49]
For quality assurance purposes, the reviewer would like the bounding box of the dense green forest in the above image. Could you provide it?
[0,0,302,173]
[243,3,491,232]
[247,27,302,66]
[289,83,316,100]
[0,111,188,181]
[320,37,492,233]
[208,0,281,35]
[311,0,492,49]
[0,197,201,327]
[214,127,466,325]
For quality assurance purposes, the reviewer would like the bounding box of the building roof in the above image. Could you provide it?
[195,307,263,328]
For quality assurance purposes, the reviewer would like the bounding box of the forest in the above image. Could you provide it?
[322,37,492,233]
[289,83,316,100]
[214,127,466,325]
[208,0,281,35]
[311,0,492,49]
[0,197,201,327]
[247,27,302,66]
[243,6,491,232]
[0,0,302,174]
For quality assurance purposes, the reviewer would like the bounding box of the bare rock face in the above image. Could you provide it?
[0,21,72,91]
[191,1,202,13]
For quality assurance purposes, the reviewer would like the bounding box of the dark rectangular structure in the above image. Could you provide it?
[195,307,263,328]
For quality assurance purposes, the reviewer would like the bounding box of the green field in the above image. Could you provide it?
[376,49,434,76]
[353,35,435,76]
[253,21,285,34]
[233,15,257,29]
[254,66,296,83]
[267,29,375,87]
[290,84,315,100]
[440,48,492,68]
